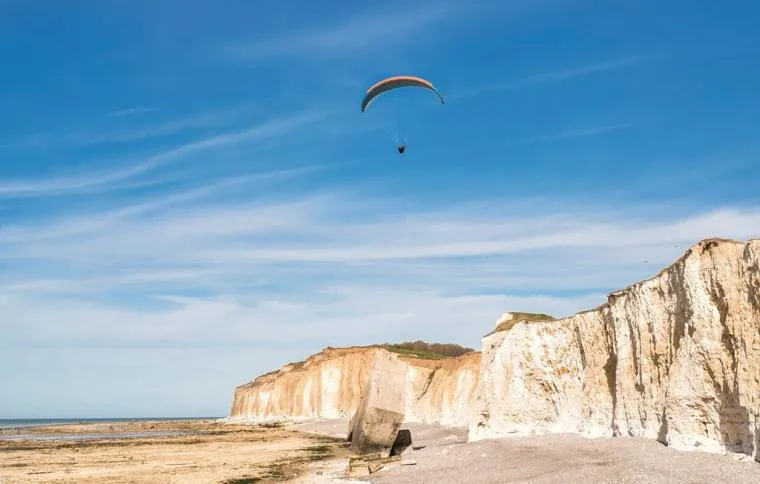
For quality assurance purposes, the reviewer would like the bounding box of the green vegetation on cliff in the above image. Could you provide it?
[382,340,475,360]
[485,312,555,336]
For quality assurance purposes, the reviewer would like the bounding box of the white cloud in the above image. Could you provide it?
[453,53,668,99]
[10,106,255,150]
[0,286,604,352]
[187,207,760,263]
[0,110,329,198]
[0,164,334,245]
[4,184,759,315]
[74,107,251,146]
[525,124,628,143]
[5,185,758,275]
[109,106,160,117]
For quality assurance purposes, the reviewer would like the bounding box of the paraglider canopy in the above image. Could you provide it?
[360,75,445,113]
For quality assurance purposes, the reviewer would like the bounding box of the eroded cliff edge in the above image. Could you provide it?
[470,238,760,461]
[229,346,481,427]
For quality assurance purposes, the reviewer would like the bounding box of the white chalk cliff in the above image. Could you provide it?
[229,346,481,428]
[230,238,760,462]
[470,238,760,462]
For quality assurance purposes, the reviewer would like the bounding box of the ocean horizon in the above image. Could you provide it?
[0,417,223,430]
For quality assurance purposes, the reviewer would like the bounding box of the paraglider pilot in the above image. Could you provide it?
[360,75,444,157]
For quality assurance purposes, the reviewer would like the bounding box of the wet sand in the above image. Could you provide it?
[0,419,350,483]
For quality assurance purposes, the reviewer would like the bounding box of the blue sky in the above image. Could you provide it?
[2,0,760,418]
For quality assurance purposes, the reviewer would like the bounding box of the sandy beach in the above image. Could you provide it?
[3,418,760,483]
[0,419,350,483]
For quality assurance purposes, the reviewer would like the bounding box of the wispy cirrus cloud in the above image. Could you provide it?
[74,108,247,146]
[454,53,668,99]
[12,106,254,149]
[109,106,160,117]
[507,54,661,88]
[188,206,760,264]
[0,164,335,244]
[0,109,330,198]
[524,124,628,143]
[217,2,458,61]
[5,182,759,296]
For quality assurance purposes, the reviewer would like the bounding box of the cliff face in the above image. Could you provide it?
[229,347,481,428]
[470,239,760,461]
[403,351,481,426]
[229,238,760,461]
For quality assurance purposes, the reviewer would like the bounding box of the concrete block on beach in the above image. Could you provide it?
[347,352,407,455]
[345,453,402,477]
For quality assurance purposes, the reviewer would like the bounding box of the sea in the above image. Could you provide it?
[0,417,220,430]
[0,417,221,441]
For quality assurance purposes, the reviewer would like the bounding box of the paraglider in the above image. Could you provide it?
[360,75,444,154]
[360,75,445,112]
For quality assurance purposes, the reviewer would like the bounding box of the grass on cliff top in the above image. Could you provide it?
[484,312,555,337]
[384,347,449,360]
[382,340,475,360]
[269,342,472,373]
